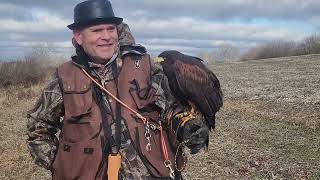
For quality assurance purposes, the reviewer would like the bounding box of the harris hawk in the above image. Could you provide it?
[156,50,223,131]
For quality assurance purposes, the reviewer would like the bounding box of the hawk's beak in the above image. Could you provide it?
[154,57,164,63]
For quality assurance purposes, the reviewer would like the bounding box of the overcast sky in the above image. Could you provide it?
[0,0,319,60]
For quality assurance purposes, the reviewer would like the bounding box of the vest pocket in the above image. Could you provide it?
[52,136,103,180]
[61,121,102,143]
[63,86,93,119]
[62,86,96,142]
[129,87,156,110]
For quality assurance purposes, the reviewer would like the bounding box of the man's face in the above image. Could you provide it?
[73,24,119,63]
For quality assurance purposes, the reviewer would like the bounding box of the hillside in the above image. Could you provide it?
[0,55,319,179]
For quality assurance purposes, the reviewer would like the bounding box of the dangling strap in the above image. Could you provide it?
[159,121,175,179]
[107,64,122,180]
[82,67,144,179]
[112,62,122,154]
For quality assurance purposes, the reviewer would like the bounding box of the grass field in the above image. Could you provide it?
[0,55,319,179]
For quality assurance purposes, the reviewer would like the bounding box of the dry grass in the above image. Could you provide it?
[0,55,319,179]
[0,60,53,88]
[0,83,51,180]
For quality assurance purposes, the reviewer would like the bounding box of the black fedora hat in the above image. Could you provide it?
[68,0,123,30]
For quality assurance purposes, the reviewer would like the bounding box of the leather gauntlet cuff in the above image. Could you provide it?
[169,110,198,141]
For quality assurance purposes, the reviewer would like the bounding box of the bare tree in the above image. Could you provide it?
[198,51,215,64]
[24,42,55,63]
[213,43,240,62]
[24,42,68,66]
[241,34,320,61]
[241,40,296,61]
[295,34,320,55]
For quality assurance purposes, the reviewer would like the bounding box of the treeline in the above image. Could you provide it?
[241,34,320,61]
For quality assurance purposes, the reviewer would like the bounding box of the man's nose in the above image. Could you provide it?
[101,30,111,40]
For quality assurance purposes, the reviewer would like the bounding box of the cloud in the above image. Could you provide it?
[0,3,29,20]
[115,0,320,22]
[3,0,320,22]
[0,0,318,59]
[0,10,68,33]
[130,17,307,44]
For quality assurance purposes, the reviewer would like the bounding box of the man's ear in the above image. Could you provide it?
[73,31,83,46]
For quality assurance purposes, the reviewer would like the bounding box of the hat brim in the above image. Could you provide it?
[68,17,123,30]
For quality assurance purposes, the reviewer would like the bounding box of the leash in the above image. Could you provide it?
[159,121,175,179]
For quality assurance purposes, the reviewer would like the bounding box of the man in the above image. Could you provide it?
[27,0,209,179]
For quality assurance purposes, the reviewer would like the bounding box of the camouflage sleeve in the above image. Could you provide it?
[150,60,186,128]
[27,74,64,170]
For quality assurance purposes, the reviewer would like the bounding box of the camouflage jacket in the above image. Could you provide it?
[26,50,192,179]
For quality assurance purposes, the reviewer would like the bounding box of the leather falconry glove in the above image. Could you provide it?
[175,112,209,154]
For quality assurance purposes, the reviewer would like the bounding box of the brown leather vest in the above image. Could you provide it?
[53,54,180,179]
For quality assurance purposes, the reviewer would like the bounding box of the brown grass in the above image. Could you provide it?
[0,60,53,88]
[0,83,51,180]
[0,55,319,179]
